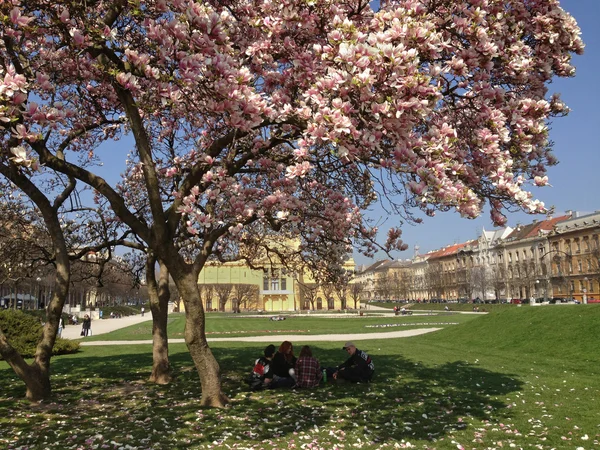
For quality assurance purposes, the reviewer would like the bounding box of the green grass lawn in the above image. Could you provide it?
[371,301,518,314]
[83,311,475,341]
[1,306,599,449]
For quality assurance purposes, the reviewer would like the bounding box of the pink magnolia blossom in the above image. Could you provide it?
[10,7,34,27]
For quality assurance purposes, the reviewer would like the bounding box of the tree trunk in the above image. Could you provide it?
[0,333,51,400]
[174,270,228,407]
[0,251,69,402]
[0,166,72,401]
[146,256,171,384]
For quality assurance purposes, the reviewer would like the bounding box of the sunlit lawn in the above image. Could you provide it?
[1,307,599,449]
[81,311,476,341]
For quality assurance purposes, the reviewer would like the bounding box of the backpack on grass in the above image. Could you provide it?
[246,356,270,391]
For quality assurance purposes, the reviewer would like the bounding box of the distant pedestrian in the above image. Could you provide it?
[57,317,64,337]
[141,306,145,317]
[81,314,91,337]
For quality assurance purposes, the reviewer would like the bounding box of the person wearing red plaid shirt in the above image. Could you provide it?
[295,345,322,388]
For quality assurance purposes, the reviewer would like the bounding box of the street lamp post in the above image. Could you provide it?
[583,277,588,304]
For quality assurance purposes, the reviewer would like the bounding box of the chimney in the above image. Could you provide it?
[565,210,573,217]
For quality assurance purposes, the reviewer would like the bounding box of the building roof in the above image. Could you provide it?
[359,259,412,274]
[505,215,570,241]
[425,240,476,260]
[482,226,513,245]
[553,211,600,234]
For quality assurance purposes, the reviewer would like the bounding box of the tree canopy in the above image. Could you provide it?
[0,0,584,406]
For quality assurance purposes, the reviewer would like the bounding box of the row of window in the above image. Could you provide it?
[263,270,287,291]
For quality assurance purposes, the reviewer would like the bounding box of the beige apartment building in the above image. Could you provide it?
[355,211,600,304]
[494,216,569,301]
[546,211,600,302]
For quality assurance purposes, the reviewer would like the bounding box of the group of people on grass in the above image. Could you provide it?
[247,340,374,390]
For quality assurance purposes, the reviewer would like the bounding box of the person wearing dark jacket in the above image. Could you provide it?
[333,341,374,382]
[247,344,276,390]
[265,340,297,388]
[81,314,92,337]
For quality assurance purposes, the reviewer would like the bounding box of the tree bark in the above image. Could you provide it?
[146,256,171,384]
[174,269,228,407]
[0,333,51,400]
[0,166,72,401]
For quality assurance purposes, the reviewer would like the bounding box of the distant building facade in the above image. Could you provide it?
[355,210,600,304]
[182,258,358,312]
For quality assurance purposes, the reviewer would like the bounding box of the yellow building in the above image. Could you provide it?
[184,258,358,312]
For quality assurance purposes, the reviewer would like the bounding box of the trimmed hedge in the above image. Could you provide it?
[0,309,79,359]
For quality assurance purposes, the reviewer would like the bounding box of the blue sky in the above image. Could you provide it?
[357,0,600,267]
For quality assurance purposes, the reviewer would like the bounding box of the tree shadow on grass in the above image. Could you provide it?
[0,344,523,448]
[215,346,524,446]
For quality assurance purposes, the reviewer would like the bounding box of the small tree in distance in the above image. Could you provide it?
[233,284,260,311]
[349,282,365,310]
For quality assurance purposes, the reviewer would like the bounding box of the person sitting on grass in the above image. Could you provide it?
[295,345,322,388]
[247,344,276,391]
[265,340,297,388]
[332,341,374,383]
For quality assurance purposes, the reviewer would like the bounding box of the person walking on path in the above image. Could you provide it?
[81,314,92,337]
[58,316,64,337]
[332,341,374,383]
[141,306,145,317]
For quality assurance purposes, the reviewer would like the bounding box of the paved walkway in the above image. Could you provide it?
[61,313,442,346]
[61,314,153,340]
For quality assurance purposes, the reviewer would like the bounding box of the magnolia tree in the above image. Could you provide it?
[0,0,583,406]
[0,171,73,400]
[0,175,134,400]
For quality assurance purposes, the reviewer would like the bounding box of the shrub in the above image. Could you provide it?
[0,309,79,359]
[51,338,80,355]
[23,310,70,328]
[100,305,141,318]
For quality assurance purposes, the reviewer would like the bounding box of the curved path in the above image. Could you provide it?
[61,313,442,346]
[79,328,441,346]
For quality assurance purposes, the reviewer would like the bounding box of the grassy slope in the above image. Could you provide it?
[413,305,600,368]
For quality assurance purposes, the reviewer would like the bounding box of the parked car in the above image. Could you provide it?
[510,298,522,304]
